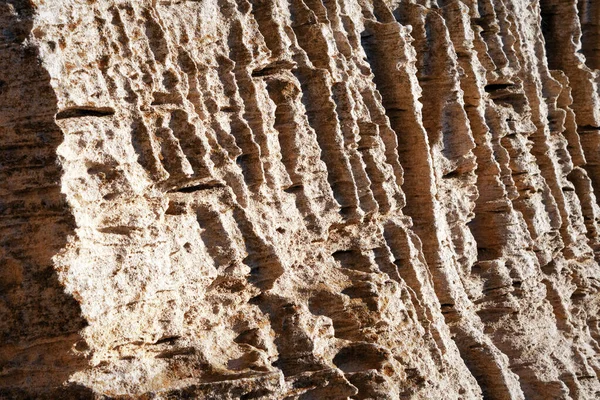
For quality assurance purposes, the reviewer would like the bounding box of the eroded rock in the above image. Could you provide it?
[2,0,600,398]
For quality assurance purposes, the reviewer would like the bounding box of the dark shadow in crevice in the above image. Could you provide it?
[576,0,600,70]
[0,1,92,398]
[55,106,115,120]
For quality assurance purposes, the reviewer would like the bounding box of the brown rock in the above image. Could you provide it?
[2,0,600,398]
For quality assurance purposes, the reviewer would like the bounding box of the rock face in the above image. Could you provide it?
[2,0,600,398]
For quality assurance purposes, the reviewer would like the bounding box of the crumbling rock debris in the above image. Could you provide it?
[2,0,600,398]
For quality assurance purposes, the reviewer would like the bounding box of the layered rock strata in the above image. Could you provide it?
[2,0,600,398]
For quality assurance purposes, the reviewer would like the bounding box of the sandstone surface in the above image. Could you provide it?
[2,0,600,398]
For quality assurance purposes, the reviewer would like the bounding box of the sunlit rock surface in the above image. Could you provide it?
[2,0,600,398]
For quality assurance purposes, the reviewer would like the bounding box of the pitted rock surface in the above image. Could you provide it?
[2,0,600,398]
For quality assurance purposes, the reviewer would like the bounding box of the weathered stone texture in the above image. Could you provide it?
[2,0,600,398]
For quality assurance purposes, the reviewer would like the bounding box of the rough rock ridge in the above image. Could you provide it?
[2,0,600,398]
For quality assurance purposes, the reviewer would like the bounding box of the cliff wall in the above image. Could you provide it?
[2,0,600,398]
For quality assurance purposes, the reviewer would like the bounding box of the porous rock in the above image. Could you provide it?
[2,0,600,398]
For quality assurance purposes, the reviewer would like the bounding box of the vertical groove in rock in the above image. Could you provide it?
[3,0,600,398]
